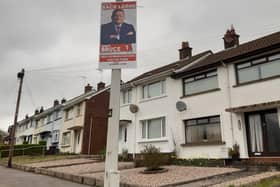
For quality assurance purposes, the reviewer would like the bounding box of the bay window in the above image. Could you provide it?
[185,116,222,144]
[141,117,166,139]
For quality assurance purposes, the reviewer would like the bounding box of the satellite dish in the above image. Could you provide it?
[176,101,187,112]
[129,104,139,113]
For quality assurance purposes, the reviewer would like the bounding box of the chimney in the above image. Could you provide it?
[34,109,39,115]
[25,114,29,119]
[179,41,192,60]
[61,98,67,104]
[39,106,44,113]
[97,82,105,91]
[84,84,93,93]
[223,25,239,49]
[53,99,59,107]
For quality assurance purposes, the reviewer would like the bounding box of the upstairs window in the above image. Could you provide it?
[185,116,222,144]
[47,114,52,123]
[142,80,165,99]
[76,103,82,117]
[55,110,60,119]
[122,89,132,104]
[52,130,60,142]
[141,117,166,139]
[236,53,280,84]
[183,70,218,96]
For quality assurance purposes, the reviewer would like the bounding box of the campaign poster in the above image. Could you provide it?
[99,1,137,69]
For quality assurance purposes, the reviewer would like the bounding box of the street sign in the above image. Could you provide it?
[99,1,137,69]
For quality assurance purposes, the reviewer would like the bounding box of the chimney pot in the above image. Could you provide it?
[61,98,67,104]
[223,25,240,49]
[179,41,192,60]
[97,82,105,91]
[53,99,59,107]
[84,84,93,93]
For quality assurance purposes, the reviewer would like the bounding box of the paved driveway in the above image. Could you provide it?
[0,165,88,187]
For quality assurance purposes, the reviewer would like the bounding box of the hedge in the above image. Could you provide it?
[0,144,46,157]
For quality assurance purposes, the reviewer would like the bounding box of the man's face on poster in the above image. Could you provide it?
[112,10,125,25]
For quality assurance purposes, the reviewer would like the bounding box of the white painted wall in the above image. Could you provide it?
[119,59,280,159]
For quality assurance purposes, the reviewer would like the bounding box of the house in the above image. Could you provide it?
[14,99,63,150]
[15,115,35,145]
[60,82,109,154]
[0,129,8,145]
[119,42,212,156]
[32,100,63,149]
[119,28,280,161]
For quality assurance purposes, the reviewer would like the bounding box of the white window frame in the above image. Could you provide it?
[122,89,132,104]
[76,103,82,117]
[142,80,166,99]
[62,132,71,145]
[141,117,166,140]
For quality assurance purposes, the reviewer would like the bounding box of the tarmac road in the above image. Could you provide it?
[0,165,88,187]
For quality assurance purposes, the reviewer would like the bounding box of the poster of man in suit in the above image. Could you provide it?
[99,1,137,69]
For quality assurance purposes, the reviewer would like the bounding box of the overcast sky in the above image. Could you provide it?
[0,0,279,131]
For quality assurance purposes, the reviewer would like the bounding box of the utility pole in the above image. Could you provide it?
[8,69,25,168]
[104,0,123,186]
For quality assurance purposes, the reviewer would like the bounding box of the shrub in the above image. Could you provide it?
[38,141,47,146]
[141,144,164,171]
[119,149,130,161]
[228,143,240,160]
[22,140,29,145]
[0,144,45,157]
[99,147,106,161]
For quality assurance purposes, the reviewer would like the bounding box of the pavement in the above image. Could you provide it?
[0,165,88,187]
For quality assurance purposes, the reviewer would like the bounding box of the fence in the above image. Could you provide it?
[0,145,46,160]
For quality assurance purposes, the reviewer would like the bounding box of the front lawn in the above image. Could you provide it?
[253,176,280,187]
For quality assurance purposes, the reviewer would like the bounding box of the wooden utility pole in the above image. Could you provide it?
[8,69,25,168]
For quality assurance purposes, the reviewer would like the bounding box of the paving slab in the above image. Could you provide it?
[211,171,280,187]
[25,158,97,168]
[49,162,134,175]
[83,165,240,187]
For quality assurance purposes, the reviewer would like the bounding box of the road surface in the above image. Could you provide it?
[0,165,88,187]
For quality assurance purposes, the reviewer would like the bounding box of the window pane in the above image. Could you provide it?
[143,86,148,98]
[252,58,266,64]
[269,53,280,61]
[128,90,132,103]
[142,122,146,138]
[197,118,208,124]
[186,124,221,143]
[238,66,259,83]
[260,59,280,79]
[206,123,222,142]
[207,71,217,77]
[186,120,196,126]
[148,118,162,139]
[148,82,162,98]
[210,116,220,123]
[161,81,166,94]
[237,62,251,69]
[185,76,218,95]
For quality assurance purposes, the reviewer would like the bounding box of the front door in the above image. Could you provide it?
[246,109,280,157]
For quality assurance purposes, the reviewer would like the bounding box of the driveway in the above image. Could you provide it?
[0,165,88,187]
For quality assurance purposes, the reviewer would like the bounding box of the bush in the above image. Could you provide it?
[141,144,164,171]
[228,143,240,160]
[38,141,47,146]
[0,144,46,157]
[22,140,29,145]
[99,147,106,161]
[171,158,225,167]
[119,149,130,162]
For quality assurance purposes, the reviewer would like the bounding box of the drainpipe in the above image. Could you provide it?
[131,82,137,159]
[221,61,235,146]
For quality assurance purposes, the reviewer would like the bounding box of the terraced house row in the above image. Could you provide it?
[13,28,280,162]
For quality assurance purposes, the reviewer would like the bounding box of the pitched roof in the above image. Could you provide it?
[174,31,280,75]
[127,50,212,83]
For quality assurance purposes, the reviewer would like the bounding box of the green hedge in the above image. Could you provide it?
[171,158,225,167]
[0,144,46,157]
